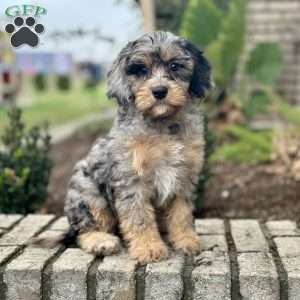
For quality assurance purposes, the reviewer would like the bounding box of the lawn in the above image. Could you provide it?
[0,84,113,134]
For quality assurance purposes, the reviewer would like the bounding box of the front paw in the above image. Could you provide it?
[172,233,201,255]
[79,231,121,256]
[129,240,169,263]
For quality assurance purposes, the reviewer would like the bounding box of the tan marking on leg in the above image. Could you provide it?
[119,204,168,263]
[90,206,116,233]
[78,231,121,256]
[122,220,168,263]
[165,195,200,255]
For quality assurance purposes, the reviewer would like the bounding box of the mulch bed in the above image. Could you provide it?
[202,163,300,221]
[42,127,106,215]
[44,128,300,221]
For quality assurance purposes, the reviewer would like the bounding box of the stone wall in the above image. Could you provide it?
[244,0,300,104]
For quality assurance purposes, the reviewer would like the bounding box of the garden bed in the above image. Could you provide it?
[44,127,300,221]
[42,121,111,215]
[202,162,300,221]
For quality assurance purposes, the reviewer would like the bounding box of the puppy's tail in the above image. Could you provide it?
[29,228,77,249]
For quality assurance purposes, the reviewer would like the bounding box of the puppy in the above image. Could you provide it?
[49,31,213,263]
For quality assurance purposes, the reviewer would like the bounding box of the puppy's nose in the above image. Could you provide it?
[152,86,168,100]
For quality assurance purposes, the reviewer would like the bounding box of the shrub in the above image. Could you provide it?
[181,0,246,89]
[0,108,52,213]
[212,126,272,163]
[33,73,47,91]
[57,75,71,91]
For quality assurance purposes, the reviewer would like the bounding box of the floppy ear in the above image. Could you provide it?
[180,40,214,99]
[106,42,134,106]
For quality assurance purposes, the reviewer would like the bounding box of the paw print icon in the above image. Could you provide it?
[5,16,45,48]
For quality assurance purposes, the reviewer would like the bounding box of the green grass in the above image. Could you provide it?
[0,85,113,134]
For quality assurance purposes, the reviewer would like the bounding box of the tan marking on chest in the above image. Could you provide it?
[127,135,180,176]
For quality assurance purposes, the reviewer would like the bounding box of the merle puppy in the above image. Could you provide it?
[53,31,213,263]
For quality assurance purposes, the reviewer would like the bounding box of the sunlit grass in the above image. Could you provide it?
[0,84,113,134]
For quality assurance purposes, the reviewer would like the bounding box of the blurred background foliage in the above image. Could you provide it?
[1,0,300,214]
[0,108,51,213]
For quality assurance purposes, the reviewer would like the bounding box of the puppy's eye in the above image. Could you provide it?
[169,62,182,72]
[126,64,148,77]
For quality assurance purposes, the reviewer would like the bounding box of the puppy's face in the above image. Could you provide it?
[107,32,213,119]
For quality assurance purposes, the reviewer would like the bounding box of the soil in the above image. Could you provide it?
[202,163,300,221]
[44,128,300,221]
[42,126,108,215]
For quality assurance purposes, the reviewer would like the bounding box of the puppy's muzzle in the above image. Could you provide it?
[152,85,168,100]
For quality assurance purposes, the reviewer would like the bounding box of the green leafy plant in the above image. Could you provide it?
[181,0,246,89]
[212,126,272,163]
[181,0,222,49]
[181,0,283,105]
[241,44,283,120]
[0,107,52,213]
[217,0,246,87]
[242,91,270,120]
[245,43,283,85]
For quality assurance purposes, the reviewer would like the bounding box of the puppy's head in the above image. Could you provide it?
[107,31,213,119]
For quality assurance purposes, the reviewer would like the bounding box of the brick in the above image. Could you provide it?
[33,229,66,244]
[200,235,228,252]
[192,251,230,300]
[4,247,60,300]
[195,219,225,235]
[0,246,19,265]
[0,214,22,229]
[266,220,300,237]
[145,253,185,300]
[278,257,300,300]
[274,237,300,300]
[248,2,268,12]
[274,237,300,257]
[268,2,300,12]
[230,220,268,252]
[97,253,138,300]
[48,217,69,231]
[0,215,55,246]
[238,253,279,300]
[50,248,94,300]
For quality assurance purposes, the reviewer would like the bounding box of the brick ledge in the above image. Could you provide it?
[0,215,299,299]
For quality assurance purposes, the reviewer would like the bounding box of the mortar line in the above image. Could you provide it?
[136,264,146,300]
[0,215,25,234]
[0,245,24,299]
[260,222,288,300]
[26,215,60,300]
[41,246,66,300]
[224,219,241,300]
[87,257,102,300]
[182,255,194,300]
[0,214,59,299]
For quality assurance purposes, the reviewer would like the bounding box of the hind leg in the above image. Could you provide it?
[65,160,121,256]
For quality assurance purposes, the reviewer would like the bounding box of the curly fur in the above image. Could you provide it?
[40,31,213,263]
